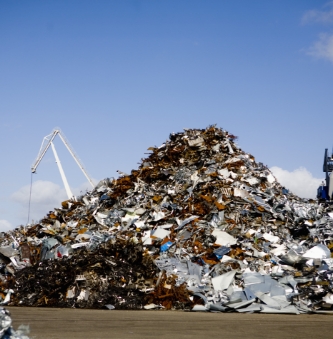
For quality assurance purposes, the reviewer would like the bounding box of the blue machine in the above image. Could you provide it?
[317,148,333,200]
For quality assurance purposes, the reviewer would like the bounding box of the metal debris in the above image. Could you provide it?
[1,125,333,313]
[0,307,30,339]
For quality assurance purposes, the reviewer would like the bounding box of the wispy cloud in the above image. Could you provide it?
[302,3,333,63]
[307,32,333,63]
[11,180,67,223]
[10,180,95,225]
[270,166,323,199]
[0,220,13,232]
[72,181,96,196]
[302,2,333,25]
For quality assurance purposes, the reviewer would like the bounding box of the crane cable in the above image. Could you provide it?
[27,172,33,225]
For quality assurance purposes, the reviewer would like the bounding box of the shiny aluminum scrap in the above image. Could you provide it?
[1,125,333,313]
[0,308,30,339]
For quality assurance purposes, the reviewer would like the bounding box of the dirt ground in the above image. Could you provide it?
[7,307,333,339]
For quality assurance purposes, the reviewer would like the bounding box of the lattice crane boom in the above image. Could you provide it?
[31,129,94,199]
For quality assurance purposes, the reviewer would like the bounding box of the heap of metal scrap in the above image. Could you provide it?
[1,125,333,313]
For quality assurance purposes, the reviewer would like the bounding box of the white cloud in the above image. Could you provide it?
[302,2,333,25]
[302,2,333,63]
[0,220,13,232]
[307,32,333,63]
[270,166,323,199]
[11,180,68,223]
[10,180,96,225]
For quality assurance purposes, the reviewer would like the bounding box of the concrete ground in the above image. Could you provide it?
[7,307,333,339]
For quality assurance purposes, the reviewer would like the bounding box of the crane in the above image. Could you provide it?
[31,128,95,199]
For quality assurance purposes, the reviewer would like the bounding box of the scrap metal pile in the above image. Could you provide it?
[1,126,333,313]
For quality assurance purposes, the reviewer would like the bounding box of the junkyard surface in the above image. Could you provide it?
[7,307,333,339]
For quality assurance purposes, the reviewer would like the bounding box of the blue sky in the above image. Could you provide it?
[1,0,333,230]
